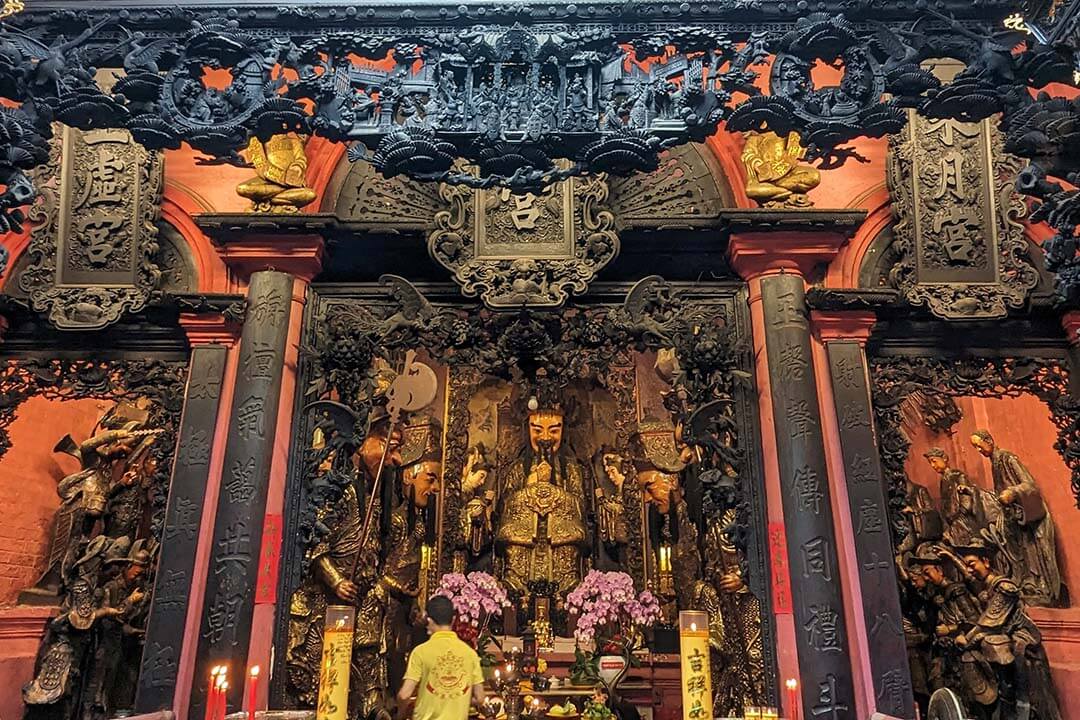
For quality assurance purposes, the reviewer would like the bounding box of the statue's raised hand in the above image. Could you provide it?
[335,579,360,603]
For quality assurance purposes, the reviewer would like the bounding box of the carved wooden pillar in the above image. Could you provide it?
[136,328,232,711]
[190,271,294,717]
[727,210,864,720]
[812,310,914,720]
[194,219,325,710]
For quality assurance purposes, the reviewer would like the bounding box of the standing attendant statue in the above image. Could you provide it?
[970,430,1062,607]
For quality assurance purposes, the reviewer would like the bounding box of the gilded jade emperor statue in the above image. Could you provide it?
[492,400,589,595]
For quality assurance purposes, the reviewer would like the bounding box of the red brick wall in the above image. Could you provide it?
[0,395,113,606]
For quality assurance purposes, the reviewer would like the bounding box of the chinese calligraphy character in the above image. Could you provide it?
[933,150,966,201]
[249,288,284,327]
[862,551,891,572]
[847,454,876,485]
[776,342,808,382]
[225,457,257,505]
[187,358,222,400]
[153,570,188,612]
[78,211,125,265]
[502,189,542,230]
[142,642,178,688]
[216,521,252,580]
[242,341,276,381]
[801,536,832,581]
[235,396,264,440]
[868,612,903,639]
[688,700,707,720]
[771,290,806,329]
[166,496,199,540]
[90,151,127,203]
[876,669,910,714]
[180,429,211,468]
[686,674,707,695]
[856,498,884,535]
[811,674,849,719]
[792,466,823,515]
[204,591,243,646]
[687,648,706,674]
[933,206,981,264]
[831,356,860,389]
[838,401,868,430]
[804,605,844,654]
[787,398,815,439]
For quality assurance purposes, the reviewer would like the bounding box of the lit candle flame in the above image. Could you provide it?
[250,666,261,678]
[785,678,797,691]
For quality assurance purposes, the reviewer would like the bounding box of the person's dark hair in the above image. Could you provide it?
[427,595,455,626]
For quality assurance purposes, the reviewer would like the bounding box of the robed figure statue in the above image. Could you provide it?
[493,398,589,596]
[970,430,1062,607]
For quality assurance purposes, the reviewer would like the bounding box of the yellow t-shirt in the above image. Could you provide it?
[404,630,484,720]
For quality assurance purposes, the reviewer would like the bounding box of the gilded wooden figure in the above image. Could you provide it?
[740,131,820,208]
[493,399,589,596]
[236,134,318,213]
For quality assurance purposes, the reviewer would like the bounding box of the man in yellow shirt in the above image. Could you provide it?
[397,595,486,720]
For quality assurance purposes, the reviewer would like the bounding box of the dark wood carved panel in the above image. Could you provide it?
[887,114,1037,319]
[18,126,164,330]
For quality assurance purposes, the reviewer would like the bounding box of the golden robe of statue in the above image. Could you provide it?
[237,134,318,213]
[741,131,820,208]
[493,408,589,595]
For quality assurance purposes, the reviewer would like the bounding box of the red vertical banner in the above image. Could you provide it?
[768,522,793,614]
[255,513,282,603]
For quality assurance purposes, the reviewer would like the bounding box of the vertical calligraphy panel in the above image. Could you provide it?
[191,271,293,716]
[827,341,914,718]
[136,344,228,711]
[760,274,855,718]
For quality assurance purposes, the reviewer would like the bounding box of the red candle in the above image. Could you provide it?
[206,666,223,720]
[785,678,799,720]
[218,679,229,720]
[248,666,261,720]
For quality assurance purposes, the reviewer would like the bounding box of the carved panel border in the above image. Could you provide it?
[18,127,164,330]
[886,115,1038,320]
[869,356,1080,533]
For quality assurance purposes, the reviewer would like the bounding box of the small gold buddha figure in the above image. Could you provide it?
[741,131,820,208]
[494,398,589,596]
[236,133,318,213]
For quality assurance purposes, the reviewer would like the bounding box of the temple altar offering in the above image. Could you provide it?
[315,606,355,720]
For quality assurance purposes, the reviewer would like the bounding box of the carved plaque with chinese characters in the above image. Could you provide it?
[20,126,164,329]
[887,112,1037,319]
[429,174,618,309]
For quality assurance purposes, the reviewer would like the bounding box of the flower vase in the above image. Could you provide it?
[596,653,629,691]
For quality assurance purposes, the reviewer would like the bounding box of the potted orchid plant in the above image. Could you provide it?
[565,571,661,687]
[432,571,511,669]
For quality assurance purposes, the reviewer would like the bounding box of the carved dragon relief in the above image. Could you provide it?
[887,113,1038,319]
[18,126,164,330]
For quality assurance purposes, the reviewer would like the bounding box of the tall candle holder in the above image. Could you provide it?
[490,648,526,720]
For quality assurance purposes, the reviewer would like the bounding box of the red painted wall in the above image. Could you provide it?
[0,395,112,605]
[901,393,1080,717]
[0,396,115,720]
